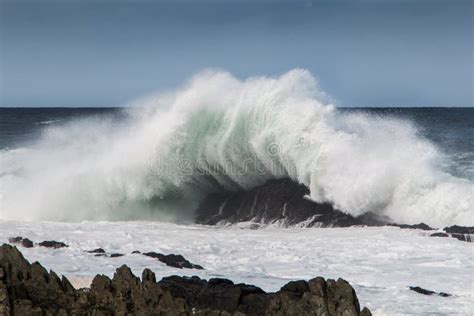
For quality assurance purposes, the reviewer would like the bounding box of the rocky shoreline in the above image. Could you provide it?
[0,244,372,315]
[196,179,473,242]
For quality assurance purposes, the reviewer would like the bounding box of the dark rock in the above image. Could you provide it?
[280,280,310,296]
[196,178,389,228]
[361,307,373,316]
[143,251,204,269]
[131,250,141,254]
[0,244,371,315]
[110,253,124,258]
[38,240,68,248]
[430,232,449,238]
[443,225,474,234]
[409,286,435,295]
[8,236,34,248]
[86,248,105,254]
[0,244,189,314]
[388,223,435,231]
[450,233,471,242]
[409,286,452,297]
[441,226,473,242]
[159,275,368,315]
[439,292,452,297]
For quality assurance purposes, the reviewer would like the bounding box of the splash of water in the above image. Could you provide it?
[0,69,472,226]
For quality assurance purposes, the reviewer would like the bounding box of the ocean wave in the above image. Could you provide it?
[0,69,472,226]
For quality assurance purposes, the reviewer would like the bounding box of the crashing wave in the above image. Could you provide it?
[0,69,472,226]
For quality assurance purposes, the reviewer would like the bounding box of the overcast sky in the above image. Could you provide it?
[0,0,472,107]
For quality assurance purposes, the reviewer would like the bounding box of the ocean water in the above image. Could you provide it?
[0,70,473,226]
[0,221,472,315]
[0,70,473,315]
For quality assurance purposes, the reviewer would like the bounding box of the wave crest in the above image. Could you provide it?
[0,69,472,226]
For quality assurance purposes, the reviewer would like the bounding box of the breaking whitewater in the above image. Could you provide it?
[0,70,473,314]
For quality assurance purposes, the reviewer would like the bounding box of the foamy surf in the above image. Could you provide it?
[0,69,472,226]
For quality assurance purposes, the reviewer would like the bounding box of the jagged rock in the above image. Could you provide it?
[38,240,68,248]
[8,236,34,248]
[143,251,204,269]
[159,275,266,313]
[159,275,368,315]
[0,244,371,315]
[0,244,189,314]
[430,232,449,238]
[196,179,388,227]
[86,248,105,253]
[409,286,451,297]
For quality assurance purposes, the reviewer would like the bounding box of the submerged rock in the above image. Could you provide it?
[409,286,451,297]
[38,240,68,248]
[110,253,124,258]
[430,232,449,238]
[143,251,204,269]
[388,223,434,231]
[443,225,473,242]
[86,248,106,254]
[196,178,388,227]
[8,236,34,248]
[443,225,474,234]
[0,244,371,315]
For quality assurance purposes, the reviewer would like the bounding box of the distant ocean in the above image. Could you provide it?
[0,70,473,226]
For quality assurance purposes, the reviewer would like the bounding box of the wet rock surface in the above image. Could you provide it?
[409,286,451,297]
[430,232,449,238]
[143,251,204,269]
[7,237,33,248]
[38,240,69,248]
[195,179,473,244]
[110,253,124,258]
[86,248,105,254]
[0,244,371,315]
[387,223,434,231]
[196,178,388,227]
[443,225,474,234]
[442,225,473,242]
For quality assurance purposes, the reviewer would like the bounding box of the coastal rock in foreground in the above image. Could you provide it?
[0,244,371,315]
[196,178,388,227]
[159,275,372,316]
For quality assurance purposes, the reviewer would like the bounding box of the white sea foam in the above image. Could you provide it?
[0,69,472,226]
[0,221,471,315]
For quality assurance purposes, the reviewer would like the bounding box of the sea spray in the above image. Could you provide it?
[0,69,472,226]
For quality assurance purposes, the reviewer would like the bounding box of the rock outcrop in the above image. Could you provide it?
[409,286,451,297]
[195,179,473,243]
[7,237,69,249]
[196,178,388,227]
[38,240,68,249]
[0,244,371,315]
[143,251,204,269]
[442,225,473,242]
[7,237,33,248]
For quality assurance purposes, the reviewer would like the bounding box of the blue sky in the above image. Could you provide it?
[0,0,472,107]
